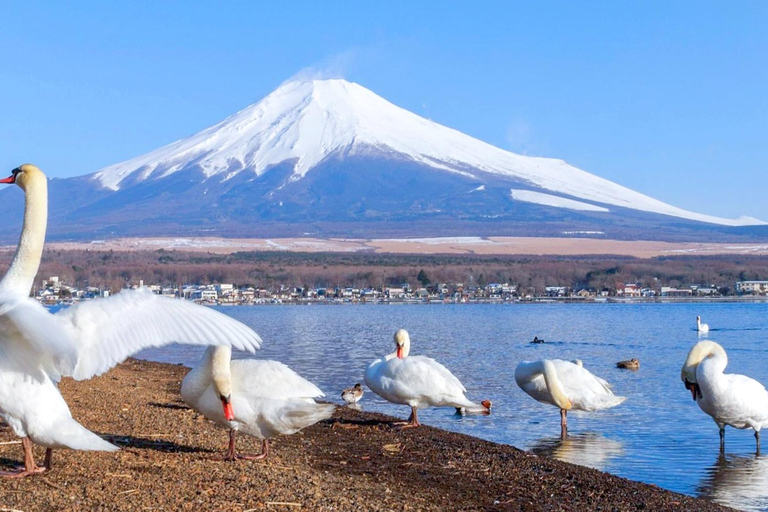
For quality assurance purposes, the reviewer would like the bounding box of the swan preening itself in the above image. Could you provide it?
[515,359,626,437]
[681,340,768,450]
[697,316,710,334]
[364,329,490,428]
[341,383,364,405]
[181,346,335,460]
[0,164,262,477]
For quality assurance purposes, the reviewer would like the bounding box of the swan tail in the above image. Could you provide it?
[280,403,336,434]
[41,418,120,452]
[583,394,627,412]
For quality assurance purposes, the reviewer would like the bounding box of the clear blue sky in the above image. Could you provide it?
[2,1,766,221]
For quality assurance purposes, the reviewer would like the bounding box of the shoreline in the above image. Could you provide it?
[0,359,730,511]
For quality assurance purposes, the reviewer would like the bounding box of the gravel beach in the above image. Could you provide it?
[0,359,731,511]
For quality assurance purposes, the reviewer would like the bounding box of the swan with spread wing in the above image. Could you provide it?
[0,165,262,477]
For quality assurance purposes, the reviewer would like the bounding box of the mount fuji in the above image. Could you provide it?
[1,78,765,242]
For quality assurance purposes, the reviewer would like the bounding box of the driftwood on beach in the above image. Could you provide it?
[0,359,729,511]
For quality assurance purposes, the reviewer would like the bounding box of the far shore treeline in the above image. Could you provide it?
[3,249,767,297]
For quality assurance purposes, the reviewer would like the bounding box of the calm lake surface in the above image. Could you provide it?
[139,302,768,511]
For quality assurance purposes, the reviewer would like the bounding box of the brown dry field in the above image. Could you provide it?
[0,360,731,511]
[34,236,768,258]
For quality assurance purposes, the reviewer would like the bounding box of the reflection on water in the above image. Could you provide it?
[137,301,768,510]
[530,432,624,470]
[699,452,768,511]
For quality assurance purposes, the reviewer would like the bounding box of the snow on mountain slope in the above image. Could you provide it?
[510,189,609,212]
[92,79,764,227]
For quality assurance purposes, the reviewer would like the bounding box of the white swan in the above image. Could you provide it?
[681,340,768,450]
[515,359,626,437]
[0,164,262,477]
[364,329,490,428]
[181,346,335,460]
[697,316,710,334]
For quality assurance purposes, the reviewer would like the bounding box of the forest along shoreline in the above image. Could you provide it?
[0,359,731,511]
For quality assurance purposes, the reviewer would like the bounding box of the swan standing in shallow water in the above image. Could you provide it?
[364,329,490,428]
[697,316,710,334]
[181,346,335,460]
[0,164,262,477]
[681,340,768,450]
[515,359,626,437]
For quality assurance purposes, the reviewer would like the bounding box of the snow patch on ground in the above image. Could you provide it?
[376,237,496,245]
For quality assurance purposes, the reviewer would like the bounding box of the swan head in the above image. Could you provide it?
[0,164,46,191]
[394,329,410,359]
[681,340,726,401]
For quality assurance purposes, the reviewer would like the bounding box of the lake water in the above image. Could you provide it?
[139,302,768,511]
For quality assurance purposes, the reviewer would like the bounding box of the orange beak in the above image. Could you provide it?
[221,396,234,421]
[0,174,15,184]
[396,346,404,359]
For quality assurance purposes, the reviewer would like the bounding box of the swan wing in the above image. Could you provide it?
[552,360,625,410]
[721,373,768,420]
[374,356,469,404]
[231,359,325,399]
[58,288,262,380]
[0,290,77,380]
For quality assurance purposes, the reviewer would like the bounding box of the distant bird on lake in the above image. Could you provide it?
[455,400,493,415]
[515,359,626,438]
[531,336,545,344]
[681,340,768,451]
[616,358,640,370]
[182,346,335,461]
[697,316,710,334]
[0,164,262,478]
[341,383,364,405]
[365,329,490,428]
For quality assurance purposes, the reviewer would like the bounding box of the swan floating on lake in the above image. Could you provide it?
[181,346,335,460]
[364,329,490,428]
[0,164,262,477]
[681,340,768,450]
[515,359,626,437]
[697,316,710,334]
[341,383,364,405]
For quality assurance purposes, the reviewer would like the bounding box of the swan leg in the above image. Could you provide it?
[395,407,420,429]
[0,438,46,478]
[224,430,268,461]
[44,448,53,470]
[560,409,568,439]
[755,430,761,453]
[237,439,269,461]
[719,427,725,452]
[392,408,416,427]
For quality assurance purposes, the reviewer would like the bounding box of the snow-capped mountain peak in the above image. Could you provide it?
[92,78,764,227]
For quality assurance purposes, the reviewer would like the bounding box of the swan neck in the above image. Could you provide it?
[540,361,572,410]
[0,176,47,294]
[207,346,232,398]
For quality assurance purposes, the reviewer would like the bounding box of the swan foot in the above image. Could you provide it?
[234,440,269,461]
[394,407,420,429]
[223,431,269,462]
[0,466,47,478]
[0,438,47,478]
